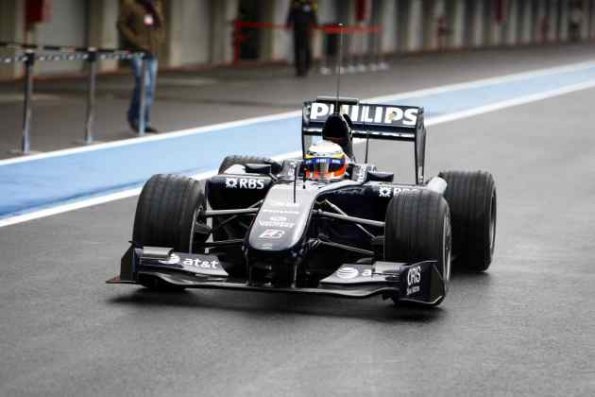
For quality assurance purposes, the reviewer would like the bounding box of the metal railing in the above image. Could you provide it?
[0,41,146,155]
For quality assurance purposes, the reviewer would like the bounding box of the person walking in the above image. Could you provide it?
[117,0,164,133]
[286,0,318,77]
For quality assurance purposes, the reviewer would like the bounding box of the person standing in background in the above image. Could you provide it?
[117,0,164,133]
[286,0,318,77]
[568,1,584,42]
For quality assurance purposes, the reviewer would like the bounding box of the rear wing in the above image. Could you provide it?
[302,97,427,184]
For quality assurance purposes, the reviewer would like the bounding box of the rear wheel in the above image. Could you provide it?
[384,190,451,306]
[133,174,207,291]
[439,171,496,272]
[218,155,282,174]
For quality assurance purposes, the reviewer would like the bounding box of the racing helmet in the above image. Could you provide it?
[304,140,348,182]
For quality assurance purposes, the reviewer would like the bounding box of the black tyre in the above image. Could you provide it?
[133,174,206,291]
[218,155,282,174]
[439,170,496,272]
[384,190,451,305]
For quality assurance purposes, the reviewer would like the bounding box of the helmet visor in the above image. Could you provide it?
[304,157,345,174]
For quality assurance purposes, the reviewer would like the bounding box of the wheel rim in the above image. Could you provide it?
[443,215,452,284]
[489,192,497,255]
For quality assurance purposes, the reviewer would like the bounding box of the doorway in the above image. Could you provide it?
[237,0,262,60]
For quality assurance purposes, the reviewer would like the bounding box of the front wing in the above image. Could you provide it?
[107,246,446,305]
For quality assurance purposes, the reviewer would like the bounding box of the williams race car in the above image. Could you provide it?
[108,96,497,306]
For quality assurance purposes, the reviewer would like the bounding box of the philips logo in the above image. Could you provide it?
[310,103,419,126]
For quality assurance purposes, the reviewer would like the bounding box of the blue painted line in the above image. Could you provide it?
[1,63,595,219]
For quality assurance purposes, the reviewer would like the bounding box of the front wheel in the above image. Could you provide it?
[439,170,496,272]
[384,190,451,306]
[132,174,207,291]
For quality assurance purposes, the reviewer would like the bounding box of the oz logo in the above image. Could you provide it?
[406,265,422,296]
[407,266,421,287]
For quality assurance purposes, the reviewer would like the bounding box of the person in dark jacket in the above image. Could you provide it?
[286,0,318,77]
[117,0,164,133]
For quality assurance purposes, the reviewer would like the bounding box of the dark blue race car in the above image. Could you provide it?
[108,96,497,307]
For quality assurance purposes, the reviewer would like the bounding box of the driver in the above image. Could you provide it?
[304,140,348,182]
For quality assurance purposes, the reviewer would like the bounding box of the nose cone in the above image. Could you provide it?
[247,183,317,252]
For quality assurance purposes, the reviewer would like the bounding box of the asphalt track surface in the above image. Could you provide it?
[2,47,595,396]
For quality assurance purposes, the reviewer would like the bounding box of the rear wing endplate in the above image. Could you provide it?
[302,97,427,184]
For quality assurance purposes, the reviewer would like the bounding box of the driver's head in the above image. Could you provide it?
[304,140,348,182]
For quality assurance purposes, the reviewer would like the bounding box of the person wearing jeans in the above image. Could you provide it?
[128,54,158,132]
[117,0,164,133]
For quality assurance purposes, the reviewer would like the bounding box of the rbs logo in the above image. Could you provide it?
[225,177,265,190]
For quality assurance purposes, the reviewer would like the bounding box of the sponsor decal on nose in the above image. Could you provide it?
[259,229,285,239]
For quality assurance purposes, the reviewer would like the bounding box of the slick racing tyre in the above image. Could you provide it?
[218,155,282,174]
[133,174,207,291]
[384,190,451,306]
[439,171,496,272]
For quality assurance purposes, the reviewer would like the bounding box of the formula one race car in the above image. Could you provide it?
[108,96,497,306]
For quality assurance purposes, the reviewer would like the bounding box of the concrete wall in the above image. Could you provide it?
[378,0,397,53]
[0,0,25,80]
[506,0,520,45]
[271,0,292,61]
[210,0,238,64]
[395,0,410,51]
[450,0,466,48]
[407,0,424,51]
[88,0,120,72]
[1,0,594,80]
[34,0,87,75]
[546,0,558,42]
[520,0,533,43]
[167,0,212,67]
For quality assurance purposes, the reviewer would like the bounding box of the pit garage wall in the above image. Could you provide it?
[0,0,24,80]
[1,0,594,79]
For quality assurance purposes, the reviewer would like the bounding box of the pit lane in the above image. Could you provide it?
[1,47,594,397]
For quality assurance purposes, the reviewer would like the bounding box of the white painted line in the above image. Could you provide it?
[0,111,301,166]
[1,59,594,167]
[0,188,143,228]
[425,79,595,126]
[0,170,215,228]
[2,78,594,228]
[370,60,595,103]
